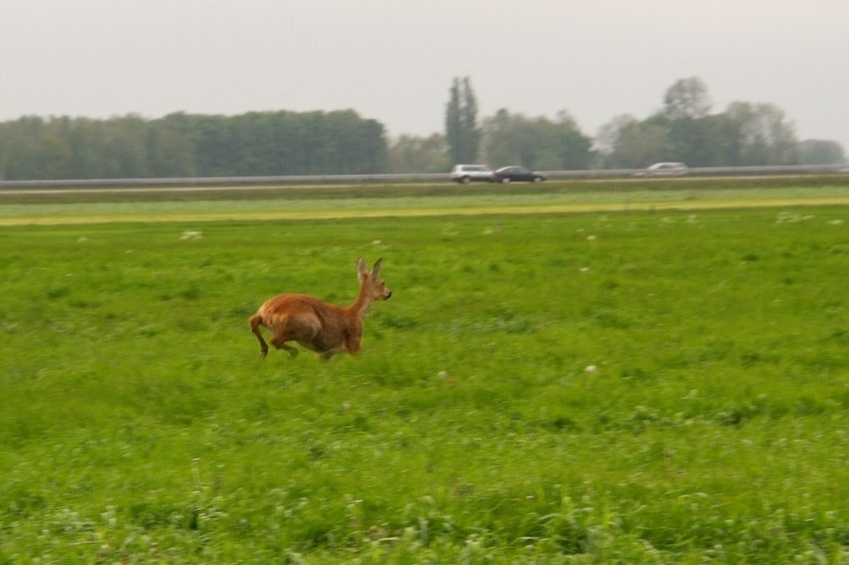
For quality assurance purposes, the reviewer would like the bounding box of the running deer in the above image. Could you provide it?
[249,258,392,361]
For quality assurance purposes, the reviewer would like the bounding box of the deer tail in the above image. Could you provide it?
[249,312,263,331]
[249,313,269,357]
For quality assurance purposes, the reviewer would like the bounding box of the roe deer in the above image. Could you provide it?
[249,258,392,361]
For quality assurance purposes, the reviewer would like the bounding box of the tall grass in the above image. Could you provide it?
[2,206,849,561]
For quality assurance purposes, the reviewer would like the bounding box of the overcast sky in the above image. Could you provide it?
[3,1,848,153]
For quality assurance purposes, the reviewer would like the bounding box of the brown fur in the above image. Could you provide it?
[249,258,392,361]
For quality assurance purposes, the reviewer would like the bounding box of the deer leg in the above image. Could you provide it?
[270,334,299,358]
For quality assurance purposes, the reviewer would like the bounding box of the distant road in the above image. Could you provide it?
[0,164,846,193]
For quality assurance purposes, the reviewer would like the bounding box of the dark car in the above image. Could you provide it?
[493,166,545,183]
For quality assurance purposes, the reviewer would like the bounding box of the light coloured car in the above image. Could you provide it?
[634,162,689,177]
[450,164,495,184]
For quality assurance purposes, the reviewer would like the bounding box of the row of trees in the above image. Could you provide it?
[389,80,595,174]
[0,77,844,180]
[0,110,387,180]
[419,76,844,174]
[596,77,812,168]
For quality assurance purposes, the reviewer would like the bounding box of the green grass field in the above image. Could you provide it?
[3,181,849,562]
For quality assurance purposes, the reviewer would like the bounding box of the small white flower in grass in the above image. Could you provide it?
[180,230,203,240]
[580,267,590,273]
[585,365,598,373]
[438,370,457,387]
[372,239,382,245]
[587,235,596,242]
[828,219,843,225]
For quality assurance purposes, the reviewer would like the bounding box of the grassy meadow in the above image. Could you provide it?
[3,182,849,561]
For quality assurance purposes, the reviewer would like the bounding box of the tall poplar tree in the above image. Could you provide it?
[445,77,481,164]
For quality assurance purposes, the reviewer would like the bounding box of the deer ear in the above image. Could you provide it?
[357,258,367,277]
[371,258,383,277]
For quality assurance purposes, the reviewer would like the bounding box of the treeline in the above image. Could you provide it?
[595,77,844,169]
[389,76,846,173]
[388,109,595,174]
[0,110,387,180]
[1,77,844,180]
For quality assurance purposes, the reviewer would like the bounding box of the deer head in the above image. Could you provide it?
[357,257,392,304]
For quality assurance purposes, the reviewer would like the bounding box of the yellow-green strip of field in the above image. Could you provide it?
[3,185,849,225]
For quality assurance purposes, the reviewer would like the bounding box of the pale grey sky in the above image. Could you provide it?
[3,1,848,152]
